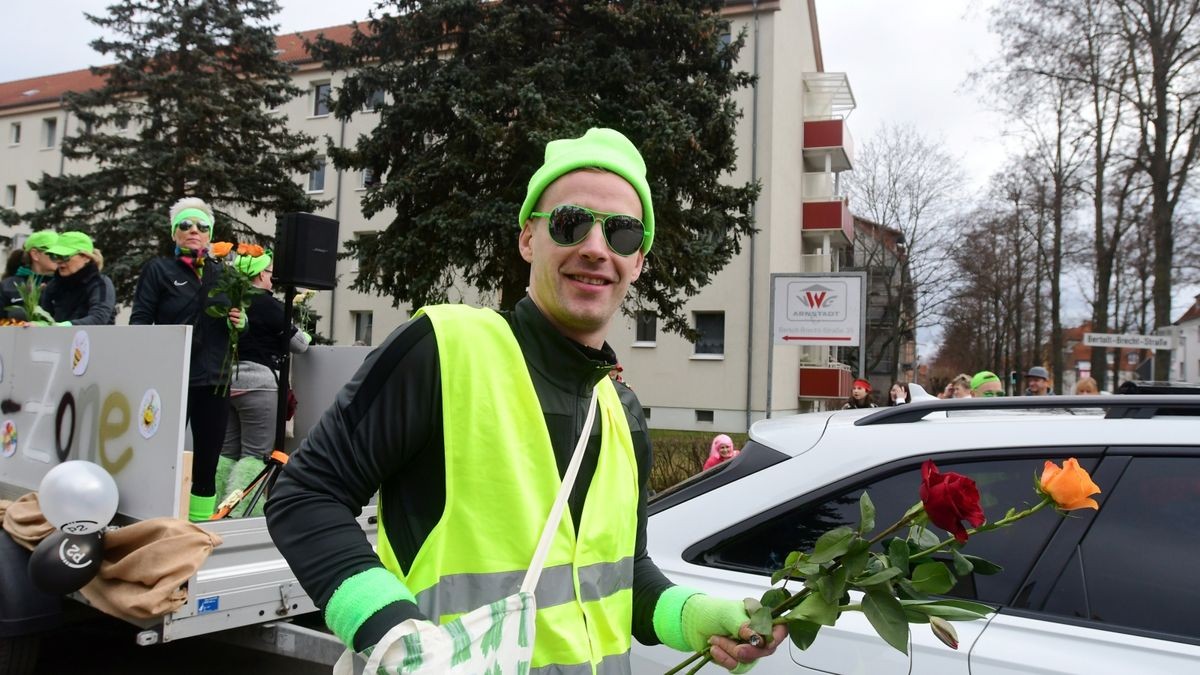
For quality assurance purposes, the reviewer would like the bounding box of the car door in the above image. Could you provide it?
[970,451,1200,674]
[672,453,1092,675]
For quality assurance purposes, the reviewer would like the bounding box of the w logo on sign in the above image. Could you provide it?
[798,285,837,310]
[804,291,829,309]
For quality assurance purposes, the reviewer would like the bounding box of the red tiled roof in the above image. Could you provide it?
[1176,295,1200,325]
[0,23,359,113]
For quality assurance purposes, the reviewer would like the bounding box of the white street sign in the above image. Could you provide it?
[771,273,865,346]
[1083,332,1175,350]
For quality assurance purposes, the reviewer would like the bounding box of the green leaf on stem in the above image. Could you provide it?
[810,526,856,564]
[903,602,991,622]
[894,577,925,600]
[961,555,1003,575]
[888,538,910,576]
[859,492,876,535]
[788,619,822,650]
[909,526,940,549]
[205,306,227,318]
[855,566,903,587]
[842,546,871,578]
[748,605,774,638]
[761,587,791,610]
[817,567,847,605]
[910,562,956,595]
[862,590,909,655]
[901,598,996,616]
[795,561,822,576]
[785,551,802,568]
[744,598,763,615]
[952,549,973,576]
[790,589,839,626]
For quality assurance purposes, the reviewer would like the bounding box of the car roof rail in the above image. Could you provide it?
[1116,380,1200,395]
[853,395,1200,426]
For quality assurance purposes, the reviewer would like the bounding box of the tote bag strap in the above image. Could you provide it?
[520,385,599,594]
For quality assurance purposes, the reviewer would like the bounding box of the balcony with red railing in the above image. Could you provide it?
[803,118,854,173]
[801,197,854,247]
[798,364,854,399]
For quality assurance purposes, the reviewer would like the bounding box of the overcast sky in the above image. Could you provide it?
[2,1,1193,333]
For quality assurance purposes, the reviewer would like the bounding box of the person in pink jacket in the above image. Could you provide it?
[703,434,740,471]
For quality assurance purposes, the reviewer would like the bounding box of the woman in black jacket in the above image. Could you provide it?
[39,231,117,325]
[130,198,244,522]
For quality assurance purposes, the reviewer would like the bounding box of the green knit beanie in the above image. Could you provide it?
[518,128,655,253]
[235,251,272,278]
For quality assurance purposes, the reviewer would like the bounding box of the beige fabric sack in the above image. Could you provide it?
[1,491,222,621]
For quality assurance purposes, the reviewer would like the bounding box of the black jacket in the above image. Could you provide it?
[266,297,672,652]
[39,262,116,325]
[129,256,231,387]
[239,292,295,371]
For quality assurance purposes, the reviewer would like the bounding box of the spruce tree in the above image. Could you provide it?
[312,0,758,336]
[26,0,322,300]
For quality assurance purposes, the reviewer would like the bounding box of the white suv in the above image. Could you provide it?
[631,395,1200,674]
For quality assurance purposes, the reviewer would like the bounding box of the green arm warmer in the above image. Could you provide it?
[652,585,703,652]
[324,567,418,647]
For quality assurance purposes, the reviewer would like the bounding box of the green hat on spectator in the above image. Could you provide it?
[24,230,58,252]
[44,231,94,257]
[235,250,272,278]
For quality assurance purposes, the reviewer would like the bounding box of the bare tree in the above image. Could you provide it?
[1111,0,1200,378]
[845,123,966,379]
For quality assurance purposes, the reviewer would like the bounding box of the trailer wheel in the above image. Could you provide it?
[0,635,39,675]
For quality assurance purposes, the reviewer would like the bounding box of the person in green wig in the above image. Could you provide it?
[216,250,311,518]
[1,230,61,319]
[267,129,784,672]
[130,197,246,522]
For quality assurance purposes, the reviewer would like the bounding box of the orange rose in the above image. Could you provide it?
[211,241,234,258]
[1040,458,1101,510]
[236,243,264,257]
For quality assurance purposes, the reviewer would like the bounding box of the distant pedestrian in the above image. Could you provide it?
[889,382,910,406]
[843,379,878,409]
[971,371,1005,397]
[1074,377,1099,395]
[703,434,739,471]
[1024,366,1054,396]
[949,373,972,398]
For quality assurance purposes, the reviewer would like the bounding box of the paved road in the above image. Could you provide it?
[32,616,331,674]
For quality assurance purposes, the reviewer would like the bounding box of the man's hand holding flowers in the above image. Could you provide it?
[207,242,267,395]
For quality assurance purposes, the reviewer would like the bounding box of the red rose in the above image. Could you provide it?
[919,460,985,543]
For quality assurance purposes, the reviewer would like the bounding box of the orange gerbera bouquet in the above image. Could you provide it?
[207,241,269,395]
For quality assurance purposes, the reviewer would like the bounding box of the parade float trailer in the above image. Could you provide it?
[0,325,368,673]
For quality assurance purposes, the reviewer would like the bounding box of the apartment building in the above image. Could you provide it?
[0,0,857,432]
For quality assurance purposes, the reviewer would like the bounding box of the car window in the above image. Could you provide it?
[699,456,1097,606]
[1041,456,1200,638]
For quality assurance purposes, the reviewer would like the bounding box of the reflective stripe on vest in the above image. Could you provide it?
[375,305,638,672]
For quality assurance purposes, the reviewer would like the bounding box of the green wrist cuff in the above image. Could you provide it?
[653,585,703,652]
[325,567,417,647]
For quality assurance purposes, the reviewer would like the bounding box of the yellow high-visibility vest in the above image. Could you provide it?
[376,304,638,674]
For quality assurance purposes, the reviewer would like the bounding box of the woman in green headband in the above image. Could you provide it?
[130,197,244,522]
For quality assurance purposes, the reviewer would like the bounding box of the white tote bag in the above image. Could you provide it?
[333,388,600,675]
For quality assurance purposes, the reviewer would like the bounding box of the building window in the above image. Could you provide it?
[312,82,332,116]
[307,157,326,193]
[8,122,20,145]
[3,185,15,207]
[352,311,374,346]
[359,168,380,190]
[643,407,651,419]
[635,310,657,344]
[694,311,725,355]
[695,409,714,423]
[42,117,57,148]
[364,89,386,112]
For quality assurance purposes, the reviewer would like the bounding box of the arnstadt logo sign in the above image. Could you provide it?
[791,282,847,321]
